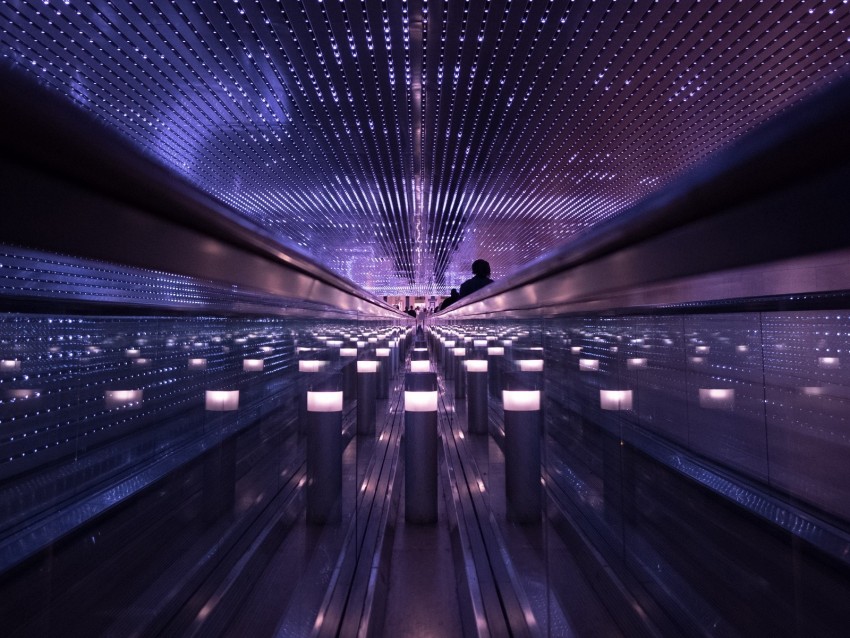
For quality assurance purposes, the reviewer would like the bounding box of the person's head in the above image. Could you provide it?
[471,259,491,278]
[450,288,458,297]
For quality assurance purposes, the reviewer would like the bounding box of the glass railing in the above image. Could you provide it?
[434,79,850,636]
[0,248,406,637]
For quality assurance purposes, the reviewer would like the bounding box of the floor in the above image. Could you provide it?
[382,468,464,637]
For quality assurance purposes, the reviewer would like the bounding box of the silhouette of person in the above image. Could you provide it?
[439,288,459,310]
[458,259,493,298]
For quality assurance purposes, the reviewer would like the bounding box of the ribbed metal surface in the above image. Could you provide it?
[1,1,849,294]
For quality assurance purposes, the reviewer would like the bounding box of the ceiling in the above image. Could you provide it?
[1,0,849,296]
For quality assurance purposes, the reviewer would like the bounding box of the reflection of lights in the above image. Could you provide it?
[106,389,144,409]
[125,349,140,358]
[243,359,264,372]
[503,390,541,411]
[340,348,357,357]
[465,360,487,372]
[405,391,438,412]
[571,346,582,354]
[698,388,735,409]
[299,360,328,372]
[695,346,710,354]
[689,357,705,364]
[188,358,207,370]
[410,360,431,372]
[627,358,647,369]
[473,339,488,347]
[801,386,826,396]
[357,361,379,373]
[487,347,505,356]
[6,389,40,400]
[736,345,749,353]
[579,358,599,371]
[307,391,343,412]
[517,359,543,372]
[818,357,840,369]
[1,359,22,371]
[205,390,239,411]
[600,390,633,410]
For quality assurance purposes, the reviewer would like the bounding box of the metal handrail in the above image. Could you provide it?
[0,68,401,318]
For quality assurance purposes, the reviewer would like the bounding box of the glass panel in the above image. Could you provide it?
[536,310,850,636]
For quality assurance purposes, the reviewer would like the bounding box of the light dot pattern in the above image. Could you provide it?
[1,0,849,295]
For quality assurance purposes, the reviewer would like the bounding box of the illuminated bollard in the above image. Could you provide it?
[466,359,489,434]
[437,338,446,368]
[517,358,544,373]
[340,347,358,401]
[501,339,514,361]
[242,357,264,405]
[442,340,456,376]
[405,372,439,524]
[472,338,488,360]
[307,384,344,525]
[487,346,505,398]
[453,347,467,398]
[412,346,429,361]
[410,359,431,373]
[389,340,399,377]
[357,360,379,435]
[516,358,544,390]
[503,373,542,523]
[445,344,456,381]
[376,347,391,399]
[203,390,239,523]
[298,360,328,435]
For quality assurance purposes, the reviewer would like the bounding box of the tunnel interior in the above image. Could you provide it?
[2,1,850,636]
